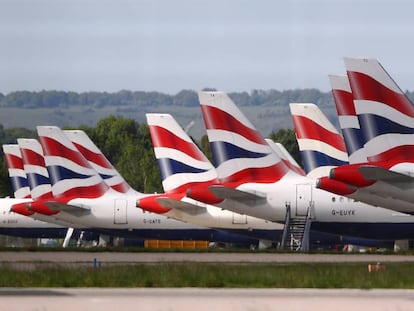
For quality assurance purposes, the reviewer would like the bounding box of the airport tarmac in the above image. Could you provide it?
[1,251,414,264]
[1,252,414,310]
[1,288,414,311]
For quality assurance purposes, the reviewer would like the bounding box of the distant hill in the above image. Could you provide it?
[1,89,413,139]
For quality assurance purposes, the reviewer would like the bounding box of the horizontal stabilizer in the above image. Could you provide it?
[359,166,414,189]
[156,197,207,216]
[208,185,266,204]
[46,201,91,216]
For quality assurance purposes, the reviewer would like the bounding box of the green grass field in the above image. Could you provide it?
[1,262,414,288]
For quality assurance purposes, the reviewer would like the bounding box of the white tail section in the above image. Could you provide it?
[17,138,53,200]
[198,91,290,186]
[290,103,348,177]
[344,57,414,163]
[37,126,109,199]
[64,130,133,194]
[2,144,31,199]
[265,139,305,176]
[329,74,367,164]
[146,113,218,193]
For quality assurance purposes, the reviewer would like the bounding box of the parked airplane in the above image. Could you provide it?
[290,104,414,251]
[137,113,288,244]
[0,143,96,241]
[9,126,276,245]
[318,58,414,214]
[191,91,414,245]
[66,125,282,244]
[317,74,414,209]
[141,113,392,248]
[289,102,408,248]
[15,138,91,235]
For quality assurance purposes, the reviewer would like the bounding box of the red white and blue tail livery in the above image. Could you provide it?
[140,113,222,212]
[265,139,305,176]
[137,113,283,239]
[290,103,348,177]
[319,58,414,214]
[2,144,31,199]
[195,90,414,241]
[198,91,290,186]
[345,57,414,164]
[64,130,133,195]
[329,75,367,164]
[17,138,53,200]
[146,113,218,194]
[38,126,109,200]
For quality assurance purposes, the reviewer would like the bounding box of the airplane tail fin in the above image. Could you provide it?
[2,144,31,199]
[37,126,109,199]
[329,74,367,164]
[265,139,305,176]
[344,57,414,163]
[198,91,289,185]
[289,103,348,177]
[64,130,132,194]
[17,138,53,200]
[146,113,221,203]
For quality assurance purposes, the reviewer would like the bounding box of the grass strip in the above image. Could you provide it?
[1,262,414,288]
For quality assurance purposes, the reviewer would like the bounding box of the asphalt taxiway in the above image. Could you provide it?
[1,252,414,310]
[1,251,414,264]
[1,288,414,311]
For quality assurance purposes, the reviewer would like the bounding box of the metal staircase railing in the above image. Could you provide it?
[280,201,314,251]
[279,202,291,250]
[300,202,314,251]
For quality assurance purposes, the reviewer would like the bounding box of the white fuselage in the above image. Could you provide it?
[21,190,281,240]
[217,171,414,226]
[159,196,282,231]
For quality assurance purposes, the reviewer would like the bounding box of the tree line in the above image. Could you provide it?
[0,89,339,108]
[3,88,413,108]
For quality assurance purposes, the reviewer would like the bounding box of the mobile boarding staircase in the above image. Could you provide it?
[280,202,313,251]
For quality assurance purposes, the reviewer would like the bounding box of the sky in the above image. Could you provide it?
[2,0,414,94]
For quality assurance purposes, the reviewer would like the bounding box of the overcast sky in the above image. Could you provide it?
[1,0,414,94]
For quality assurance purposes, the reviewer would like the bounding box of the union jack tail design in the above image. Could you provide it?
[146,113,219,193]
[329,75,367,164]
[64,130,132,194]
[17,138,53,200]
[198,91,289,186]
[290,103,348,176]
[2,144,31,199]
[344,57,414,163]
[37,126,109,199]
[265,139,305,176]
